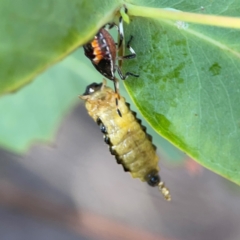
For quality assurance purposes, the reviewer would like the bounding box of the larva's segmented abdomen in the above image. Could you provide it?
[107,111,159,181]
[81,81,171,200]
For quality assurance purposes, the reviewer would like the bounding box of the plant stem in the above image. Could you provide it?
[126,4,240,29]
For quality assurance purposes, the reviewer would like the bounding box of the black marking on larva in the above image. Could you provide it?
[109,146,117,155]
[96,117,128,170]
[96,117,102,126]
[133,116,154,143]
[131,115,154,144]
[132,111,137,117]
[99,122,107,134]
[97,118,110,144]
[125,102,130,107]
[145,169,161,187]
[115,155,122,164]
[136,118,142,124]
[117,109,122,117]
[104,135,111,144]
[124,103,142,125]
[109,146,129,172]
[121,164,130,172]
[152,144,157,151]
[146,133,152,141]
[115,155,130,172]
[141,125,147,132]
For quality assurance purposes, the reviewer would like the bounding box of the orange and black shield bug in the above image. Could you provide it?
[80,80,171,201]
[83,7,139,116]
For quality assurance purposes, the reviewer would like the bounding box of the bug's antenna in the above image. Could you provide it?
[158,181,171,201]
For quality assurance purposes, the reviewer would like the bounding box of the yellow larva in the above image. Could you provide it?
[80,80,171,201]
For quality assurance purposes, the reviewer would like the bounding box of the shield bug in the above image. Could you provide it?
[83,7,139,116]
[80,80,171,201]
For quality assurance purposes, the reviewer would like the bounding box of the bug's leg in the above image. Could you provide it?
[118,14,124,49]
[116,65,139,80]
[113,78,122,117]
[117,5,129,49]
[107,22,118,47]
[107,22,117,30]
[118,35,137,60]
[107,23,123,49]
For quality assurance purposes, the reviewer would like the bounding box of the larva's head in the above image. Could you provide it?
[81,82,103,96]
[80,79,113,102]
[80,80,116,120]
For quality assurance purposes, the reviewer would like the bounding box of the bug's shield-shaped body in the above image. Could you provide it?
[80,80,171,201]
[83,29,116,80]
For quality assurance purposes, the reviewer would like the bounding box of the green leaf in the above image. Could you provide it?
[0,50,96,152]
[122,2,240,184]
[0,0,120,95]
[1,0,239,185]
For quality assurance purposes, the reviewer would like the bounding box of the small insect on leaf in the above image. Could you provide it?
[82,6,139,116]
[80,79,171,201]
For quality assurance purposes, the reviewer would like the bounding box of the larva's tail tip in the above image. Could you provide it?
[158,181,171,201]
[165,195,171,201]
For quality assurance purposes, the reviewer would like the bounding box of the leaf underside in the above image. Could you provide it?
[123,1,240,184]
[0,0,120,95]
